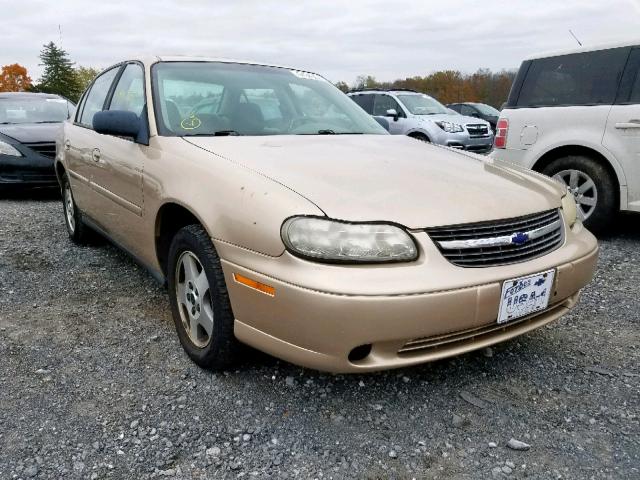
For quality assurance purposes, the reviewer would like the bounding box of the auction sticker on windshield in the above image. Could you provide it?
[497,270,555,324]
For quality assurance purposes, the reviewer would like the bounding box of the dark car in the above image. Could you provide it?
[447,102,500,130]
[0,92,74,190]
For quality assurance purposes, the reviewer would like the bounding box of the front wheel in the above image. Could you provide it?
[167,224,239,370]
[542,155,617,234]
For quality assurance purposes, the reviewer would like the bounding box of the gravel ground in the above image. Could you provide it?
[0,190,638,480]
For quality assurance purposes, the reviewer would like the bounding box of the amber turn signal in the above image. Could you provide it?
[233,273,275,296]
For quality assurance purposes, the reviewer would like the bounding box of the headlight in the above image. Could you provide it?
[281,216,418,263]
[435,121,464,133]
[0,140,22,157]
[561,194,578,227]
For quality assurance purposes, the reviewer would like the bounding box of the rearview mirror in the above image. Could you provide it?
[385,108,399,121]
[93,110,141,139]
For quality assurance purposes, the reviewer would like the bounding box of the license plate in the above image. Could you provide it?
[497,270,555,324]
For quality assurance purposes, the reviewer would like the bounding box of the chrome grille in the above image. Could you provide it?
[465,124,489,137]
[426,209,564,267]
[24,142,56,159]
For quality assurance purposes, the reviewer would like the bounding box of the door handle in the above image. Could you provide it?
[615,120,640,129]
[91,148,101,162]
[64,140,71,151]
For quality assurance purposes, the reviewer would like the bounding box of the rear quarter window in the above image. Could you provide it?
[515,47,630,107]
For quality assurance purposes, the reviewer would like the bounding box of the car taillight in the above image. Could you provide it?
[494,118,509,149]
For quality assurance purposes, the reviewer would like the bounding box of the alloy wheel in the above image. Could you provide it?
[175,251,214,348]
[553,169,598,221]
[64,183,76,233]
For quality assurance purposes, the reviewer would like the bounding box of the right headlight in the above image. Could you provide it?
[435,121,464,133]
[0,140,21,157]
[281,216,418,263]
[561,194,579,227]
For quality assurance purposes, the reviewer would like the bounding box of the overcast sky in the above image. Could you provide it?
[2,0,639,84]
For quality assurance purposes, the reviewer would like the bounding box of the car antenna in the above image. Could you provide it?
[568,29,582,47]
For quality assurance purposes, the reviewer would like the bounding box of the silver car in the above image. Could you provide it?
[348,89,494,153]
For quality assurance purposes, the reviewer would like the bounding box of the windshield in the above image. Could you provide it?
[0,96,73,124]
[152,62,387,136]
[473,103,500,116]
[396,94,450,115]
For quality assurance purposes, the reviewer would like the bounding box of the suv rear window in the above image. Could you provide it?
[515,47,629,107]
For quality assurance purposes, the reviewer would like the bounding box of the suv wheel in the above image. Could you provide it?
[61,172,92,244]
[542,155,616,233]
[409,132,430,142]
[167,224,239,370]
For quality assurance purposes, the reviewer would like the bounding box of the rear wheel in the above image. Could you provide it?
[542,155,616,234]
[61,172,92,244]
[167,224,239,370]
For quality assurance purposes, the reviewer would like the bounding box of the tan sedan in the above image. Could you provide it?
[56,57,598,372]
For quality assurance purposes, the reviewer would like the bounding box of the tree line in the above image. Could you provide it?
[335,69,517,108]
[1,42,516,108]
[0,41,99,102]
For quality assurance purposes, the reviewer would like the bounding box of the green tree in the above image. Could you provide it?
[35,42,82,101]
[75,66,100,93]
[334,81,350,93]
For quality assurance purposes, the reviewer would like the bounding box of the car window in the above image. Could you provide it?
[372,94,403,116]
[448,104,461,113]
[460,105,475,116]
[79,67,120,127]
[109,63,145,116]
[152,62,386,136]
[349,94,374,114]
[396,94,450,115]
[517,47,629,107]
[241,88,283,121]
[0,96,72,124]
[616,48,640,104]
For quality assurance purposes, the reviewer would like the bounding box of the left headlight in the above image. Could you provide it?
[0,140,22,157]
[281,216,418,263]
[435,121,464,133]
[561,194,579,227]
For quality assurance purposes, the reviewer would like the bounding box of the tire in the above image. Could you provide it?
[542,155,617,234]
[167,224,239,370]
[409,132,430,142]
[61,172,92,244]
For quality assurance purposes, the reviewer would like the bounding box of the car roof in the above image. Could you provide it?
[525,38,640,61]
[126,55,316,74]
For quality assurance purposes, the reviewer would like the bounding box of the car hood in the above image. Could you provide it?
[0,123,62,143]
[416,113,490,126]
[184,135,563,228]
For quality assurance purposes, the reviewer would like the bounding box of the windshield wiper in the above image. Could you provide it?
[317,129,336,134]
[33,121,62,124]
[183,130,242,137]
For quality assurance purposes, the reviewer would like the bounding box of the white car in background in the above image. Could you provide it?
[492,40,640,233]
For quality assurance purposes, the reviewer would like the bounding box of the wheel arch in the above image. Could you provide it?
[407,129,432,142]
[54,161,66,185]
[155,201,212,277]
[531,144,624,209]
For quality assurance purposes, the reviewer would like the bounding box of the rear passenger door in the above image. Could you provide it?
[603,47,640,212]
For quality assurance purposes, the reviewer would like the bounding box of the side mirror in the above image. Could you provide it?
[93,110,141,139]
[385,108,399,121]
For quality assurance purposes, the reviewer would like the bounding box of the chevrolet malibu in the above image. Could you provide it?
[55,57,598,372]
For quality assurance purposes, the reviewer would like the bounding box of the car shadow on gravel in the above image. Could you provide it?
[599,211,640,239]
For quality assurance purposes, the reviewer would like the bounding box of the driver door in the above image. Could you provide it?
[372,94,407,135]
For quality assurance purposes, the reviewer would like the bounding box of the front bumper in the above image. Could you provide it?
[0,152,57,187]
[217,221,598,373]
[431,130,494,153]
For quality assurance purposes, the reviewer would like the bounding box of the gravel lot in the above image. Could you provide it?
[0,190,638,480]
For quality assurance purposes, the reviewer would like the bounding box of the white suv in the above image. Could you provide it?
[491,40,640,233]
